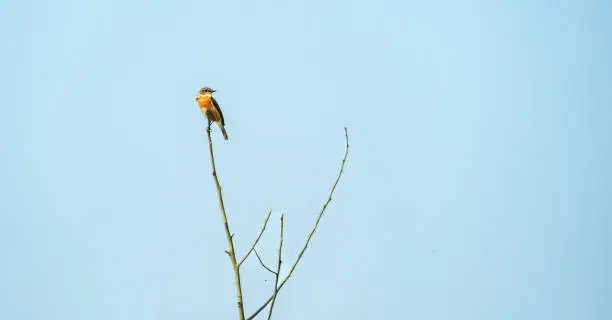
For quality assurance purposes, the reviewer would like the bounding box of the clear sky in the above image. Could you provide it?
[2,0,611,319]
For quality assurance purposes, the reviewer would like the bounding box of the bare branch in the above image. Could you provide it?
[267,215,284,320]
[239,210,273,267]
[206,123,246,320]
[254,249,277,275]
[248,127,350,320]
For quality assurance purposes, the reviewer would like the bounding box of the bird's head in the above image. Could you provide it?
[199,87,216,95]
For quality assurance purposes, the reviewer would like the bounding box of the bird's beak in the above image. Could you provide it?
[211,89,216,93]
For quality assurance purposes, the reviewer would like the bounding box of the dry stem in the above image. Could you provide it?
[206,123,245,320]
[267,215,284,320]
[239,211,273,267]
[254,249,277,275]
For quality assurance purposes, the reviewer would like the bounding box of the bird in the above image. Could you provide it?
[196,87,228,140]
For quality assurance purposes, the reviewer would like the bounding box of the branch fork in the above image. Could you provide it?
[205,126,349,320]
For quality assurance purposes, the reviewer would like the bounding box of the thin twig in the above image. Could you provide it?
[206,122,246,320]
[254,249,277,275]
[239,211,273,267]
[247,127,350,320]
[267,215,284,320]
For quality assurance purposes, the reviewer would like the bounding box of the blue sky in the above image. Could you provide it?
[1,0,611,319]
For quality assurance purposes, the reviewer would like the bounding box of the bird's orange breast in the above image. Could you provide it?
[196,95,213,110]
[196,94,222,122]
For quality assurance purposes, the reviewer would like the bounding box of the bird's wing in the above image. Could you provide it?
[211,96,225,125]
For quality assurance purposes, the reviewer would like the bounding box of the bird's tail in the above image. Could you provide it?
[219,124,229,141]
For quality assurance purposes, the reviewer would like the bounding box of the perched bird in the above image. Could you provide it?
[196,87,228,140]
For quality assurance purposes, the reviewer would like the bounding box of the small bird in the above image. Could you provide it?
[196,87,228,140]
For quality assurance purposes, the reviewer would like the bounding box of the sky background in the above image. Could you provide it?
[1,0,611,319]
